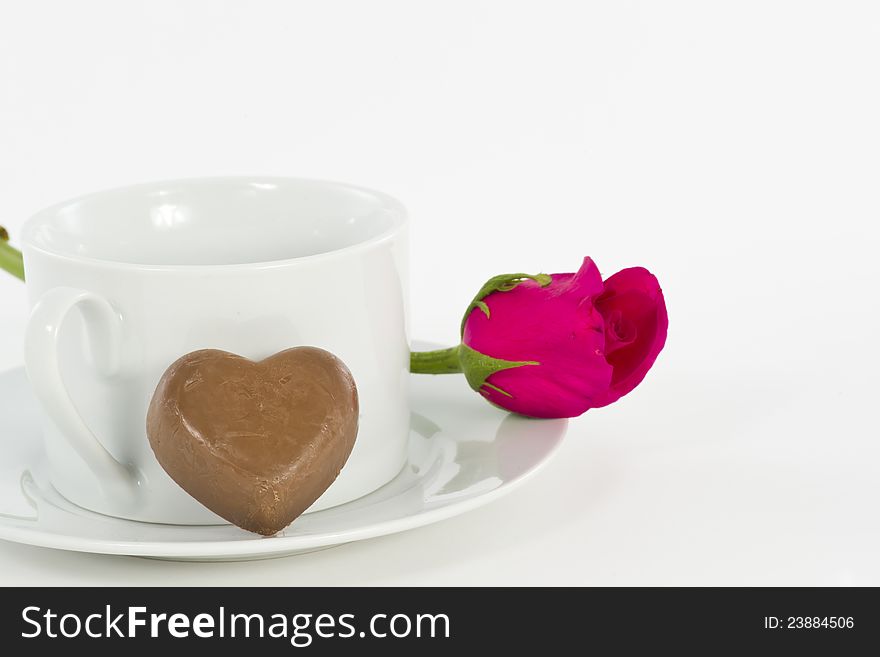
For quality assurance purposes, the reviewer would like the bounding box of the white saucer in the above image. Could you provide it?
[0,366,566,561]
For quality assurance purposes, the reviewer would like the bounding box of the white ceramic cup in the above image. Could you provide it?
[20,177,409,525]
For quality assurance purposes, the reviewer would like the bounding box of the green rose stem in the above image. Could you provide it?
[410,346,463,374]
[0,227,25,281]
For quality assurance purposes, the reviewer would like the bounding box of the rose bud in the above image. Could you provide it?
[410,257,667,418]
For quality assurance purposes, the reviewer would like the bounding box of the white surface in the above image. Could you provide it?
[0,367,564,560]
[21,177,409,522]
[0,1,878,584]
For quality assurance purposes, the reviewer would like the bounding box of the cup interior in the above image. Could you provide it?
[23,178,405,266]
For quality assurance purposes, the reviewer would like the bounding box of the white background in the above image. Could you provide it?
[1,0,879,585]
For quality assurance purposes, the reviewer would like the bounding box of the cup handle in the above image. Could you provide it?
[24,287,138,504]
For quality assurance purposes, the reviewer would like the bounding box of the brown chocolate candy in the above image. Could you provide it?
[146,347,358,535]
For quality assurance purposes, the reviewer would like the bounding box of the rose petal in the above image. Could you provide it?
[593,267,667,407]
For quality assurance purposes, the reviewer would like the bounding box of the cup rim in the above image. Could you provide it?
[21,176,407,272]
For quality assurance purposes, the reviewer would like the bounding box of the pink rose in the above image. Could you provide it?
[411,257,667,418]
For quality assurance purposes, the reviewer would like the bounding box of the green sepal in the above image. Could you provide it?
[460,272,552,336]
[458,343,538,397]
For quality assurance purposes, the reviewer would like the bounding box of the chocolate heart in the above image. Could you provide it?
[146,347,358,535]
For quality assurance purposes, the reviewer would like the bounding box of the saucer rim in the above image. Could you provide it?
[0,454,558,558]
[0,366,566,559]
